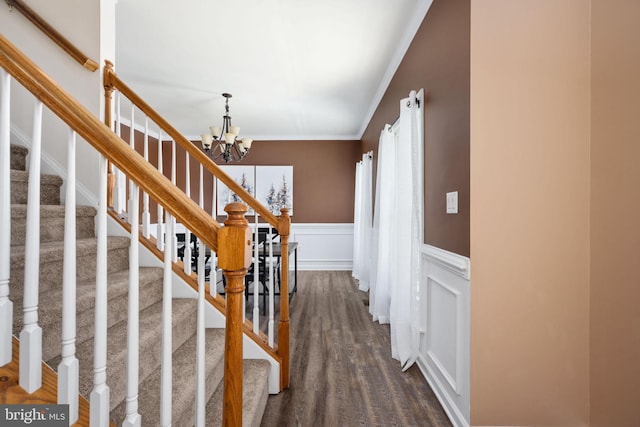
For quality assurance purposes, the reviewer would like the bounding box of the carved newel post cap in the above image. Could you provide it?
[218,202,252,272]
[224,202,248,226]
[278,208,291,236]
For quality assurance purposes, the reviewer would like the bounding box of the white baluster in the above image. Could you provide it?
[197,163,205,282]
[123,183,141,427]
[115,93,126,214]
[126,103,135,221]
[20,100,43,393]
[0,69,12,365]
[156,128,164,251]
[195,163,205,427]
[268,224,275,347]
[161,211,173,427]
[210,176,217,298]
[141,118,150,238]
[116,93,121,138]
[253,214,260,334]
[183,153,191,274]
[171,140,177,263]
[91,155,110,427]
[58,129,79,424]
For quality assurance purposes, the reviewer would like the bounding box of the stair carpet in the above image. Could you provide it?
[7,144,270,426]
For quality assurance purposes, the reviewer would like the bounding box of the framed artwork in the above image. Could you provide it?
[216,165,255,215]
[256,165,293,216]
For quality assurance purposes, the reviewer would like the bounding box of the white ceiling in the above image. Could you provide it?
[115,0,432,141]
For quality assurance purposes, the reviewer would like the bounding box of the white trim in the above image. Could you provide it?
[297,260,353,271]
[357,1,434,139]
[185,133,361,142]
[290,223,354,234]
[418,244,470,427]
[119,117,361,143]
[422,244,471,280]
[151,222,354,272]
[417,355,469,427]
[426,276,461,394]
[290,223,353,271]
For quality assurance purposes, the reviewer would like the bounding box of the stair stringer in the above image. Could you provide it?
[106,214,282,394]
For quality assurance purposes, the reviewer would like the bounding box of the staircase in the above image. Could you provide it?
[7,144,270,425]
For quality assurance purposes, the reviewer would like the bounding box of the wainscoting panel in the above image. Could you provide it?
[290,223,353,271]
[149,222,354,271]
[418,245,470,427]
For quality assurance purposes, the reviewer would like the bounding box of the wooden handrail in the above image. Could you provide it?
[103,62,279,228]
[0,33,219,252]
[5,0,99,72]
[105,63,293,389]
[103,62,293,391]
[1,30,289,427]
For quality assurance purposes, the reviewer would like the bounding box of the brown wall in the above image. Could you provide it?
[123,126,361,224]
[224,139,362,223]
[470,1,591,425]
[361,0,470,256]
[590,1,640,424]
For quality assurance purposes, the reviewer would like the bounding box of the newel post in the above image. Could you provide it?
[103,60,116,209]
[277,208,291,389]
[218,202,252,427]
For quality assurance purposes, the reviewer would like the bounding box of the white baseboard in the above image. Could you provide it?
[417,355,469,427]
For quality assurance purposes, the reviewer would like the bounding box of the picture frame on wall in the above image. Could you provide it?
[216,165,256,216]
[256,165,293,216]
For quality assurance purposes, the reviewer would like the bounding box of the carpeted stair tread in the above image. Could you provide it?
[206,359,271,427]
[10,170,62,205]
[10,236,129,267]
[10,145,29,171]
[13,267,164,361]
[9,236,130,295]
[110,328,226,427]
[51,298,199,412]
[10,204,97,246]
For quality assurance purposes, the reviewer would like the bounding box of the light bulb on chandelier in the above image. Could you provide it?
[200,93,253,163]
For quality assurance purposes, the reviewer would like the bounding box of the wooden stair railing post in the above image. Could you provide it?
[277,208,291,389]
[103,61,116,209]
[217,202,252,427]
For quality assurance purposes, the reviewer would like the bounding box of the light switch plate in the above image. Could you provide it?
[446,191,458,214]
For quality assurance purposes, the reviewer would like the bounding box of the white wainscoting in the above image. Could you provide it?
[149,222,354,271]
[290,223,353,271]
[417,245,470,427]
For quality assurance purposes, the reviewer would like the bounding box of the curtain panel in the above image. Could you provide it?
[362,90,424,370]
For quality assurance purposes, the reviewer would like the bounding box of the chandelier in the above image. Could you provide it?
[200,93,253,163]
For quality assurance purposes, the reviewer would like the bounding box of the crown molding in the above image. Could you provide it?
[357,0,434,139]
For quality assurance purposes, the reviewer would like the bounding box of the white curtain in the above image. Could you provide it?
[352,152,373,291]
[369,127,395,324]
[369,90,424,370]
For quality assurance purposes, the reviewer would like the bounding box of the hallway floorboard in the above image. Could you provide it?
[260,271,452,427]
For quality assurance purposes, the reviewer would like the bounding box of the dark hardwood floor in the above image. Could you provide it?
[260,271,452,427]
